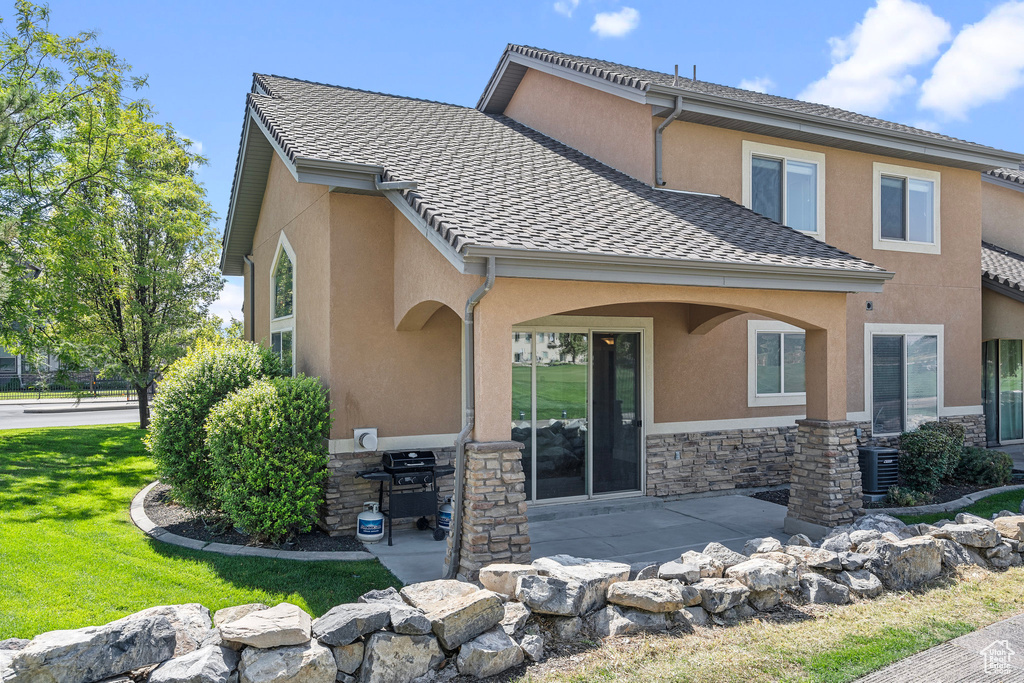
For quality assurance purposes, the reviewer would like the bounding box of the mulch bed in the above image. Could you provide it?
[749,488,789,506]
[750,483,1000,510]
[144,483,365,552]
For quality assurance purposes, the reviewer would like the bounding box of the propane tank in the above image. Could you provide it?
[356,502,384,543]
[438,497,454,535]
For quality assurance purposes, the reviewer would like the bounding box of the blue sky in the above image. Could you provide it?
[41,0,1024,321]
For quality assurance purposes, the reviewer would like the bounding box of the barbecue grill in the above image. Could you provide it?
[358,450,455,545]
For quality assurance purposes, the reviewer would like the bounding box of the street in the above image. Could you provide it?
[0,402,141,430]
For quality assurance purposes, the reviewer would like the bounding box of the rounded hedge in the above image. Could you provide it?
[145,339,281,511]
[953,447,1014,487]
[897,429,954,494]
[205,376,331,543]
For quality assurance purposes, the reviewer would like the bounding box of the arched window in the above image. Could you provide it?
[270,236,296,376]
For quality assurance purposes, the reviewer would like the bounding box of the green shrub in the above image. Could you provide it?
[146,339,281,511]
[898,429,955,493]
[919,421,966,478]
[952,447,1014,488]
[206,376,331,543]
[886,486,933,507]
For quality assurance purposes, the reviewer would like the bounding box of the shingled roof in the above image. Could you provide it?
[983,242,1024,296]
[238,73,887,284]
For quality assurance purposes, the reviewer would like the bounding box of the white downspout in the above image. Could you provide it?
[655,95,684,186]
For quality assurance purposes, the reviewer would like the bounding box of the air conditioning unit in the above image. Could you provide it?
[858,446,899,502]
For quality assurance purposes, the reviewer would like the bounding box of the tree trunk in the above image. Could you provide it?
[136,383,149,429]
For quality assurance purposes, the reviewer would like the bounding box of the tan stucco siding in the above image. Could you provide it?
[982,181,1024,253]
[983,287,1024,341]
[504,68,654,184]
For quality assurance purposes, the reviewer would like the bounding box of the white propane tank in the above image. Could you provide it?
[438,497,454,535]
[357,502,384,543]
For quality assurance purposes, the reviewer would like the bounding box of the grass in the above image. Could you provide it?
[0,424,399,639]
[523,567,1024,682]
[895,488,1024,525]
[513,364,588,421]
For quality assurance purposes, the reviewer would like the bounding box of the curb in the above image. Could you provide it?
[25,403,138,414]
[866,483,1024,516]
[129,481,375,562]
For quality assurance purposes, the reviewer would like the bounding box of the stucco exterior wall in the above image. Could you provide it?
[983,287,1024,341]
[982,181,1024,253]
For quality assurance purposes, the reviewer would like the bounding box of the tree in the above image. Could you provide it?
[558,332,588,364]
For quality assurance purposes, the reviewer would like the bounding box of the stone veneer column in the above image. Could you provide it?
[784,419,863,537]
[445,440,530,581]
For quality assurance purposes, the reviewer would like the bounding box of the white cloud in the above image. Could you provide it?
[919,1,1024,120]
[591,7,639,38]
[553,0,579,17]
[739,76,775,94]
[209,277,244,323]
[799,0,951,114]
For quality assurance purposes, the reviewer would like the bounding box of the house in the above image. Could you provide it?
[219,44,1022,579]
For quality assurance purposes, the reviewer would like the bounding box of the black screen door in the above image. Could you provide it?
[591,332,642,495]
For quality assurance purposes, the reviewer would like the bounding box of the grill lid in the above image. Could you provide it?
[382,450,437,471]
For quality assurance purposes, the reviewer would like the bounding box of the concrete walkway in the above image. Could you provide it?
[367,493,787,585]
[858,612,1024,682]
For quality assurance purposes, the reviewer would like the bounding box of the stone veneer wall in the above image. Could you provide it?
[855,413,987,449]
[786,420,863,529]
[323,447,455,535]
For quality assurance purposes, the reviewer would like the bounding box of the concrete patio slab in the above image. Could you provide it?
[368,493,787,585]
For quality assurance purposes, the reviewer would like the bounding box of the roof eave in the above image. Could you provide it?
[983,274,1024,305]
[983,172,1024,194]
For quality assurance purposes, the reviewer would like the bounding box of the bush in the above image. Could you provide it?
[146,339,281,511]
[897,429,955,493]
[919,421,966,477]
[206,376,332,543]
[886,486,933,507]
[952,447,1014,488]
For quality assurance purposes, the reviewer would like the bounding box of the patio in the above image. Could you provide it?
[367,492,788,584]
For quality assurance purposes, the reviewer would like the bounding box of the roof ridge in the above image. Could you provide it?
[254,72,470,110]
[983,241,1024,261]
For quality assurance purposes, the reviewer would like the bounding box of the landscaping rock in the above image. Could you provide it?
[725,559,798,592]
[358,632,444,683]
[238,640,334,683]
[532,555,630,614]
[310,603,391,647]
[800,574,850,605]
[956,513,995,527]
[358,588,403,605]
[479,564,537,597]
[747,590,780,611]
[5,604,209,683]
[425,589,504,650]
[751,552,800,568]
[853,514,906,535]
[718,603,757,622]
[455,627,524,679]
[629,562,658,581]
[743,537,782,555]
[904,524,936,538]
[836,570,883,599]
[539,616,582,642]
[672,606,709,628]
[606,579,695,612]
[679,551,724,578]
[820,532,853,553]
[701,542,748,569]
[213,604,267,629]
[849,530,882,548]
[928,523,999,549]
[515,575,586,617]
[587,605,669,638]
[840,552,869,571]
[1019,498,1024,514]
[400,581,478,612]
[786,534,812,547]
[690,578,750,614]
[518,633,544,662]
[657,560,700,583]
[388,606,431,636]
[783,546,842,571]
[937,538,979,569]
[221,603,310,649]
[859,537,942,590]
[986,542,1013,560]
[331,642,363,675]
[499,602,531,636]
[150,645,240,683]
[993,516,1024,542]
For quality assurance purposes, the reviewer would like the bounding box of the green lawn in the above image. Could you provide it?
[512,364,588,421]
[0,424,398,639]
[895,488,1024,525]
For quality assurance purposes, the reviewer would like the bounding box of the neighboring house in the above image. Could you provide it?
[0,346,60,389]
[220,44,1022,578]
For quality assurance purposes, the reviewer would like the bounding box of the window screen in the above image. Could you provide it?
[880,176,906,240]
[872,335,904,434]
[751,156,783,224]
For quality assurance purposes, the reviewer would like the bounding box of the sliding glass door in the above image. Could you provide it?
[592,333,642,495]
[981,339,1024,445]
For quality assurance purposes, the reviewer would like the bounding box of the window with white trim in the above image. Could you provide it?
[742,141,826,238]
[872,163,940,254]
[270,236,296,376]
[747,320,806,407]
[865,324,943,436]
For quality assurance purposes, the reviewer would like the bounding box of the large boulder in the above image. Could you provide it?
[212,605,267,629]
[5,604,211,683]
[689,578,749,614]
[928,523,999,549]
[519,633,544,662]
[311,603,391,647]
[853,514,906,535]
[800,574,850,605]
[359,633,443,683]
[388,606,431,636]
[478,564,537,597]
[937,538,979,569]
[820,532,853,553]
[150,645,240,683]
[859,537,942,590]
[629,562,658,581]
[357,588,403,605]
[835,570,883,599]
[993,516,1024,542]
[538,616,582,642]
[747,590,780,612]
[586,605,670,638]
[331,642,363,675]
[848,530,882,548]
[399,580,478,612]
[743,537,782,556]
[956,513,995,527]
[750,552,800,568]
[424,589,504,650]
[679,551,724,578]
[500,602,531,636]
[782,546,843,571]
[701,543,748,569]
[725,559,799,593]
[840,552,869,571]
[515,575,586,617]
[221,603,311,649]
[656,560,700,583]
[455,627,524,679]
[532,555,630,614]
[606,580,698,612]
[238,640,334,683]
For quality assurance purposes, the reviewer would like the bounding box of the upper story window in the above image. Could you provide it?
[747,320,806,407]
[873,162,941,254]
[742,141,826,239]
[270,235,296,376]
